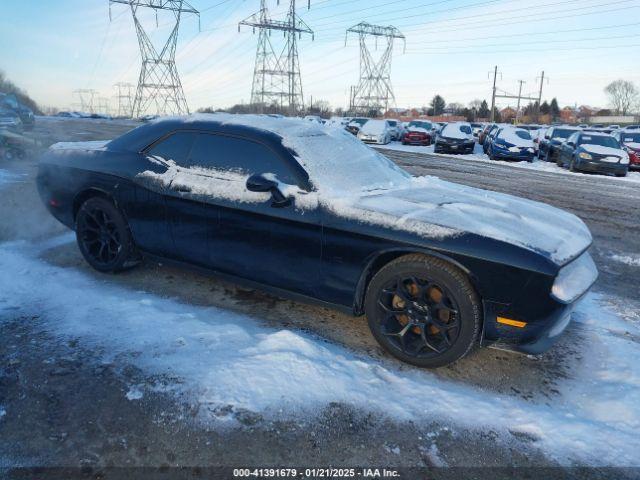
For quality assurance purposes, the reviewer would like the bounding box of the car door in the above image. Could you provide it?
[127,131,197,258]
[561,133,579,166]
[173,132,323,297]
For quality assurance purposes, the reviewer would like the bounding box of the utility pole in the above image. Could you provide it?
[536,71,547,122]
[109,0,199,117]
[346,22,405,118]
[239,0,314,116]
[515,80,525,124]
[490,66,498,123]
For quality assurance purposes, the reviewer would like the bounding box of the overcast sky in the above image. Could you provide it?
[1,0,639,113]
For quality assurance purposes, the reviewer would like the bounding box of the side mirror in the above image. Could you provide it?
[567,141,575,147]
[246,173,292,208]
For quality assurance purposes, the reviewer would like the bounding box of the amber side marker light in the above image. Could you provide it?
[497,317,527,328]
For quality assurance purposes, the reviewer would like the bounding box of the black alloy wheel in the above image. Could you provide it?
[365,254,481,368]
[76,197,137,273]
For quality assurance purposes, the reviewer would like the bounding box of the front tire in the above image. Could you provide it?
[76,197,138,273]
[364,254,481,368]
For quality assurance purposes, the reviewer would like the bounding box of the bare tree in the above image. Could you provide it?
[604,80,638,115]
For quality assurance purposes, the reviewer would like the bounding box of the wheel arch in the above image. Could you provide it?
[72,187,117,222]
[353,247,482,315]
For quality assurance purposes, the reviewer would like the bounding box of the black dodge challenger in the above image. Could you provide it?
[37,114,598,368]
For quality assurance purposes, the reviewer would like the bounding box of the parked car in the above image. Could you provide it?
[478,123,497,145]
[0,93,35,130]
[613,129,640,170]
[37,114,597,367]
[538,126,580,161]
[532,127,548,154]
[556,131,629,177]
[357,119,393,145]
[402,120,434,146]
[487,127,535,162]
[386,119,404,141]
[470,123,484,137]
[346,117,369,135]
[482,125,501,154]
[0,107,23,132]
[434,122,475,154]
[326,116,350,128]
[304,115,324,124]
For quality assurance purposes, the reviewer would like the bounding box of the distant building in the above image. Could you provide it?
[500,107,516,122]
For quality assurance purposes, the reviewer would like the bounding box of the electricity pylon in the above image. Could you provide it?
[346,22,405,117]
[239,0,313,115]
[109,0,199,117]
[114,82,135,118]
[73,89,98,114]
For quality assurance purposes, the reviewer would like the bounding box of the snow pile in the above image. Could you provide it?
[610,254,640,267]
[1,239,640,465]
[0,169,23,188]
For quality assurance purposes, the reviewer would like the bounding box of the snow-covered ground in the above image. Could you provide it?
[375,142,640,184]
[1,236,639,466]
[0,169,23,186]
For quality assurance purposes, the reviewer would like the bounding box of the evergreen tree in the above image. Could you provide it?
[550,98,560,118]
[430,95,446,116]
[478,100,490,118]
[540,101,550,115]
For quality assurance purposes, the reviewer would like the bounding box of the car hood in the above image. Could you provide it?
[407,127,429,134]
[581,144,624,157]
[341,177,592,265]
[623,142,640,151]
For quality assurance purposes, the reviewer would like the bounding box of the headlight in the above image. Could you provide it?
[551,252,598,304]
[621,154,630,165]
[508,146,520,153]
[578,152,593,160]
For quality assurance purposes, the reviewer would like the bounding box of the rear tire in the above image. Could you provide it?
[364,254,481,368]
[76,197,138,273]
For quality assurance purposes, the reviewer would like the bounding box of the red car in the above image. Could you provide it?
[614,130,640,170]
[402,120,434,146]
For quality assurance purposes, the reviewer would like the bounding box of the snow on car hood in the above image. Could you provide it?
[623,142,640,151]
[407,127,429,134]
[499,129,534,148]
[337,176,592,265]
[582,144,624,157]
[50,140,110,151]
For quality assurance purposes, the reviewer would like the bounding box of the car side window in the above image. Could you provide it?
[147,131,196,164]
[187,133,297,185]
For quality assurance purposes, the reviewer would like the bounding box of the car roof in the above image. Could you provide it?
[108,113,321,153]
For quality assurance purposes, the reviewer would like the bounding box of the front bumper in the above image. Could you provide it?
[435,141,474,153]
[481,251,597,355]
[491,148,534,161]
[575,158,628,175]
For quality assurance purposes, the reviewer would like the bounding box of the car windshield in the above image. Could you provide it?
[409,121,431,129]
[353,118,368,126]
[514,130,532,140]
[553,128,578,139]
[621,133,640,143]
[289,130,412,193]
[579,135,620,148]
[360,120,387,135]
[442,124,470,138]
[387,120,397,126]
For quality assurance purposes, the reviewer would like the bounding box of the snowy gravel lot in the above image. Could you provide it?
[1,118,639,477]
